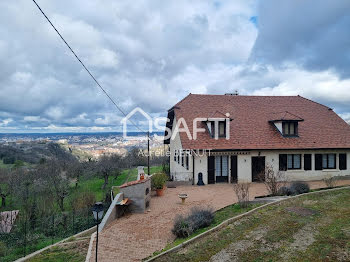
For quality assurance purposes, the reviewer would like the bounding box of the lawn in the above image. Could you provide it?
[27,238,90,262]
[151,203,262,258]
[153,188,350,262]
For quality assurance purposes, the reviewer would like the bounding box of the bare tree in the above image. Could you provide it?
[94,154,121,190]
[323,175,337,188]
[66,160,85,188]
[259,164,286,196]
[38,160,69,212]
[233,183,251,208]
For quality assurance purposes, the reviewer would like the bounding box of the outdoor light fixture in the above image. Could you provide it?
[92,202,104,221]
[92,202,104,262]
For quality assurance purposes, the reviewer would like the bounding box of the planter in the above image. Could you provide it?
[156,187,165,196]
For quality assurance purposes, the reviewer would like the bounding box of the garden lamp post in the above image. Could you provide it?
[92,202,104,262]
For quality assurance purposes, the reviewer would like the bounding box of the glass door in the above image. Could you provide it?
[215,156,229,183]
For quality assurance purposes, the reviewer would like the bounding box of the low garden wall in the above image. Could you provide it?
[98,192,124,233]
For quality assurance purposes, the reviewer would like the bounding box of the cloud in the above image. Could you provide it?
[0,0,349,132]
[0,119,13,127]
[339,113,350,124]
[250,0,350,78]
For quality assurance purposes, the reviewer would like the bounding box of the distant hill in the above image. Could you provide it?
[0,141,75,164]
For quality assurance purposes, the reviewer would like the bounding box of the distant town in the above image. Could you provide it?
[0,132,165,159]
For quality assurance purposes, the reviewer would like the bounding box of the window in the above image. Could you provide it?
[174,150,177,162]
[316,154,336,170]
[215,156,229,177]
[209,121,226,138]
[322,154,336,169]
[304,154,312,170]
[282,122,298,136]
[339,153,347,170]
[287,154,301,169]
[181,152,184,167]
[177,150,180,164]
[279,154,301,170]
[215,156,221,177]
[219,122,226,137]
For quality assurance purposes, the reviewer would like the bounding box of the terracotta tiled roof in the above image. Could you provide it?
[119,178,150,188]
[269,111,303,122]
[172,94,350,150]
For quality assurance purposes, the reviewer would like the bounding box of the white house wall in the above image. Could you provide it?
[274,122,283,134]
[193,153,207,184]
[169,116,193,182]
[191,149,350,184]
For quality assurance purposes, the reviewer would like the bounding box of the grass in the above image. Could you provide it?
[67,165,163,205]
[152,188,350,262]
[149,203,262,258]
[0,159,10,169]
[26,239,89,262]
[1,238,63,262]
[0,159,32,169]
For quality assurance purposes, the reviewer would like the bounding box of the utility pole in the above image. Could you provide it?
[147,132,150,176]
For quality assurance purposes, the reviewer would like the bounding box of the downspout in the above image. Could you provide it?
[192,153,195,185]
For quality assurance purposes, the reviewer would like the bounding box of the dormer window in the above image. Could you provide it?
[203,111,232,139]
[269,111,303,138]
[208,120,227,138]
[282,121,298,136]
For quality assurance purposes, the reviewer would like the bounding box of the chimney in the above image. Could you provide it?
[225,90,239,96]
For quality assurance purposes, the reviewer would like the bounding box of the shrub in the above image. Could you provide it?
[13,160,25,169]
[187,207,214,229]
[259,164,286,196]
[233,183,251,207]
[323,176,337,188]
[172,207,214,238]
[151,173,168,189]
[278,186,292,196]
[172,215,193,238]
[290,182,310,194]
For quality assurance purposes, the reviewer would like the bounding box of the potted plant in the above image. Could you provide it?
[152,173,168,196]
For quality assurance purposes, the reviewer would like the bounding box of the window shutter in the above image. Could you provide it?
[339,153,347,170]
[304,154,311,170]
[186,154,189,170]
[279,154,287,171]
[315,154,323,170]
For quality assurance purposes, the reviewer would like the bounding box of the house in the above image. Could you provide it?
[164,94,350,184]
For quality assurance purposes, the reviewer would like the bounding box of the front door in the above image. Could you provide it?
[252,156,265,182]
[215,156,229,183]
[208,156,215,184]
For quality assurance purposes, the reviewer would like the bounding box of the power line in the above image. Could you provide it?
[31,0,147,134]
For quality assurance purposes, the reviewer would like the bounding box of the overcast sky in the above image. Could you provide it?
[0,0,349,133]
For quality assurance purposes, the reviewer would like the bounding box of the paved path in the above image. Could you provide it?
[89,180,350,262]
